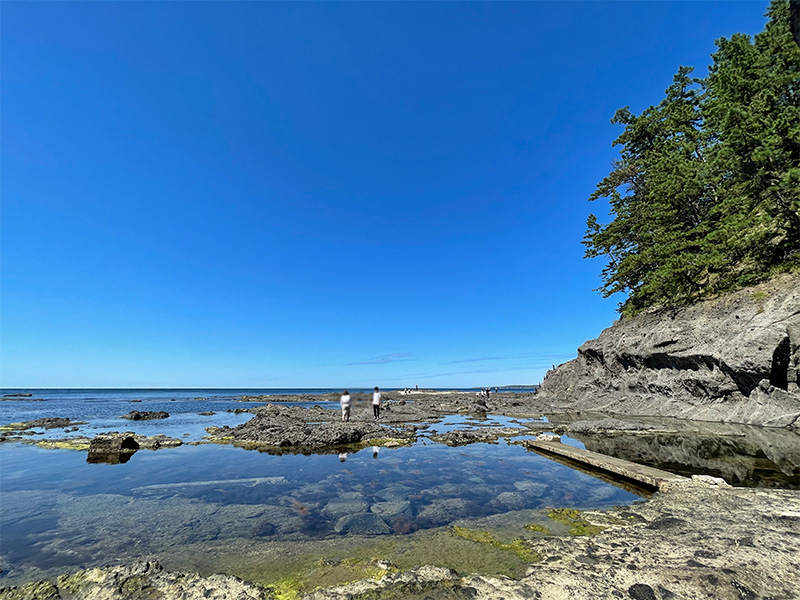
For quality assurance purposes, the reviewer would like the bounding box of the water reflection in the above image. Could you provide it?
[0,439,638,585]
[560,417,800,489]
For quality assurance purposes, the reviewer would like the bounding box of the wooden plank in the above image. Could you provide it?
[524,439,686,489]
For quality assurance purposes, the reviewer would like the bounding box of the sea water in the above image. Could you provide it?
[0,389,626,586]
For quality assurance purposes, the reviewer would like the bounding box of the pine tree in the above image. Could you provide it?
[584,0,800,316]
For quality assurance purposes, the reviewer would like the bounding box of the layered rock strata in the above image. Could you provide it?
[537,272,800,427]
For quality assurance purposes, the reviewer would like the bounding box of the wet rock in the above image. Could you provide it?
[374,485,414,502]
[2,479,799,600]
[416,498,471,527]
[646,517,687,530]
[199,411,215,416]
[88,433,139,455]
[135,434,182,449]
[322,499,368,519]
[121,411,169,420]
[370,501,413,519]
[333,512,390,535]
[513,481,549,497]
[491,491,527,510]
[251,520,276,537]
[429,427,525,446]
[1,418,87,431]
[213,404,413,452]
[589,486,618,501]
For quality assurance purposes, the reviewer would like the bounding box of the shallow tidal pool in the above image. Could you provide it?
[0,428,640,587]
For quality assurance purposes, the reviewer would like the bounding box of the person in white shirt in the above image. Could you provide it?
[340,390,351,422]
[372,386,381,420]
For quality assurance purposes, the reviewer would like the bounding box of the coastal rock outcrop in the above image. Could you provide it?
[209,404,414,452]
[0,418,87,431]
[0,560,266,600]
[121,410,170,420]
[537,272,800,428]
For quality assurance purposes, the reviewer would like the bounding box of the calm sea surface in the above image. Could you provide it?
[0,388,636,586]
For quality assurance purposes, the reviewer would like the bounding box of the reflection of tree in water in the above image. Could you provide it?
[575,429,800,489]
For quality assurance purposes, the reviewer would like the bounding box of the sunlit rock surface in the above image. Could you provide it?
[537,272,800,428]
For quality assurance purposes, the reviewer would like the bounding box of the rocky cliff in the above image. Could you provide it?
[537,272,800,428]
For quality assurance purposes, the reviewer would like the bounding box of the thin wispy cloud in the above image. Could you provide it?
[439,351,573,366]
[439,356,506,365]
[347,352,415,366]
[404,364,547,381]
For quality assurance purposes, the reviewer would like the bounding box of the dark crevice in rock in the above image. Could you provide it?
[653,339,679,348]
[716,361,763,398]
[582,347,605,366]
[771,336,790,391]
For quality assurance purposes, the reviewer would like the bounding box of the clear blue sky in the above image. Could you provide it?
[1,1,771,389]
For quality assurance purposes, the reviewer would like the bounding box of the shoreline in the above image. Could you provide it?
[1,477,797,600]
[1,392,799,599]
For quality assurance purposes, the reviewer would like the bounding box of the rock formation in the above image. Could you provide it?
[537,272,800,427]
[121,410,170,420]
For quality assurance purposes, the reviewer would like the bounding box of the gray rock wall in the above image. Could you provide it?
[537,272,800,427]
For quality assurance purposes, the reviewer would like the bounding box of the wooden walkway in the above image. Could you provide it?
[524,439,686,490]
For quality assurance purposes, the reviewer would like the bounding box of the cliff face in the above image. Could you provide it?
[537,272,800,427]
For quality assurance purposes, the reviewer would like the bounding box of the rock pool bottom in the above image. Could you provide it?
[0,437,639,587]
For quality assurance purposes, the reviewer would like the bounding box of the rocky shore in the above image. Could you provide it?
[1,392,799,599]
[537,272,800,428]
[2,476,797,600]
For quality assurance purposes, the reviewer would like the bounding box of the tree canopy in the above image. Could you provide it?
[584,0,800,317]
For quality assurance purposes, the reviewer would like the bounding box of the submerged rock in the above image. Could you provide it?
[1,479,798,599]
[370,500,413,520]
[333,512,391,535]
[322,498,368,519]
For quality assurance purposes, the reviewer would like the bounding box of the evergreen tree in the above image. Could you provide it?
[585,0,800,316]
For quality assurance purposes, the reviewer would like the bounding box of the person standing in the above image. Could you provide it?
[340,390,351,422]
[372,386,381,420]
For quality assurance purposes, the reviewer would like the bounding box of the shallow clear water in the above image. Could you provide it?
[0,389,630,586]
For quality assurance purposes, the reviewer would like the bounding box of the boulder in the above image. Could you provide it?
[89,434,139,454]
[121,411,169,420]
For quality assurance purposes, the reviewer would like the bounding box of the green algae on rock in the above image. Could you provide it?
[547,507,607,536]
[450,526,541,562]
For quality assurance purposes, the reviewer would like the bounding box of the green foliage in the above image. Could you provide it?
[585,0,800,316]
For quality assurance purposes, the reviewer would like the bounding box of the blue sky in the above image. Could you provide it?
[1,1,771,388]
